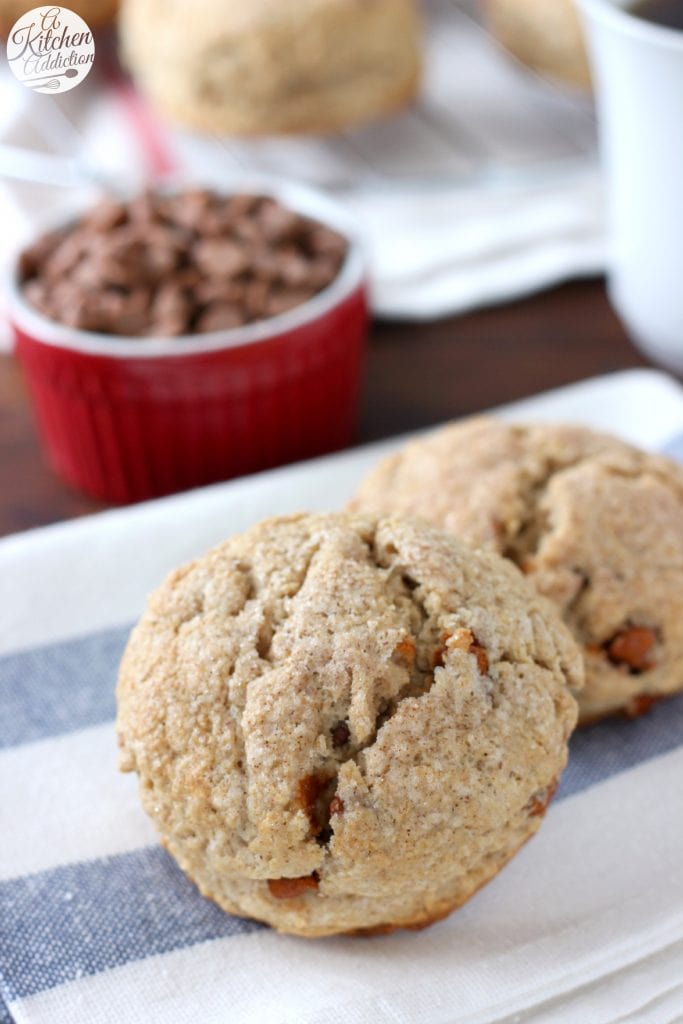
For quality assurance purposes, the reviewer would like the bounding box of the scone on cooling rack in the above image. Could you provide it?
[351,419,683,724]
[116,512,581,937]
[484,0,591,89]
[119,0,422,135]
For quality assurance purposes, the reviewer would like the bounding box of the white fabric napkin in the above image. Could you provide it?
[1,371,683,1024]
[0,0,606,354]
[346,168,604,319]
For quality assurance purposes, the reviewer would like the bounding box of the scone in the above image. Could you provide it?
[117,512,581,937]
[351,419,683,724]
[119,0,422,135]
[484,0,591,89]
[1,0,118,35]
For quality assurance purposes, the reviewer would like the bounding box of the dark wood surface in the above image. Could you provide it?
[0,278,650,538]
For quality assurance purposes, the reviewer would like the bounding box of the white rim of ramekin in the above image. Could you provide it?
[7,174,368,360]
[576,0,683,52]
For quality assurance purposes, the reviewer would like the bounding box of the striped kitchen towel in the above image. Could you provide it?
[2,374,683,1024]
[2,616,683,1024]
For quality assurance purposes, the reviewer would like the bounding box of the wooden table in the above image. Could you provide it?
[0,278,649,538]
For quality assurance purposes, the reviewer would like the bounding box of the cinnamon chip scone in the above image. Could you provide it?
[119,0,422,135]
[351,419,683,724]
[484,0,591,90]
[117,512,580,937]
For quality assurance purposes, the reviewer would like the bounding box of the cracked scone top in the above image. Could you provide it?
[117,513,581,937]
[351,419,683,723]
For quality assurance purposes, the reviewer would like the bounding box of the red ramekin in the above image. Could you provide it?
[8,179,368,504]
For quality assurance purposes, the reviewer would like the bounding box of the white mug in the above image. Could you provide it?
[576,0,683,372]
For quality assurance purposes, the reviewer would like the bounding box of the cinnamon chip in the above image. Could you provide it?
[393,636,416,667]
[471,642,489,676]
[268,873,320,899]
[432,631,451,668]
[433,628,489,674]
[298,773,334,836]
[625,693,664,718]
[527,779,558,817]
[192,239,249,278]
[605,626,657,673]
[195,304,246,333]
[83,200,127,232]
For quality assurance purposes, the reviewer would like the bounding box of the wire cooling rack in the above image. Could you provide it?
[0,0,597,200]
[179,0,598,190]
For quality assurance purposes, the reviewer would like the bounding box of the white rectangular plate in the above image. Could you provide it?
[1,368,683,656]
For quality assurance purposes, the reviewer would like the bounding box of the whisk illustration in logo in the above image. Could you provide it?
[6,6,94,93]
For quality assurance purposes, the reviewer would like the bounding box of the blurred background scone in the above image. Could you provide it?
[351,420,683,724]
[484,0,591,89]
[1,0,118,34]
[117,512,580,937]
[119,0,422,135]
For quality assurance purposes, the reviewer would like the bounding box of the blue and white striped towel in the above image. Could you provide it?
[2,370,683,1024]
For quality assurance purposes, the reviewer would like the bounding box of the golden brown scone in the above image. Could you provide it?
[484,0,591,89]
[351,419,683,724]
[117,512,580,937]
[1,0,117,35]
[119,0,422,136]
